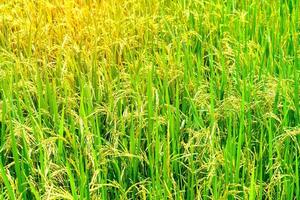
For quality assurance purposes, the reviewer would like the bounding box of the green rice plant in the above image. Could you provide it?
[0,0,299,199]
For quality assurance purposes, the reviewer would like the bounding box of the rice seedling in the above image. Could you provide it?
[0,0,299,199]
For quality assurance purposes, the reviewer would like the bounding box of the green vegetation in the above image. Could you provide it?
[0,0,299,199]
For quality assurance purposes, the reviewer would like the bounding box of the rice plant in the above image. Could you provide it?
[0,0,299,199]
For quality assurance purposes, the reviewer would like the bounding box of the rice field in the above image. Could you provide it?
[0,0,299,199]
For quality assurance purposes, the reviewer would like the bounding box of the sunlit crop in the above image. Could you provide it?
[0,0,299,199]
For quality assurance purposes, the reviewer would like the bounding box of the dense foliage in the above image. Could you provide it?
[0,0,299,199]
